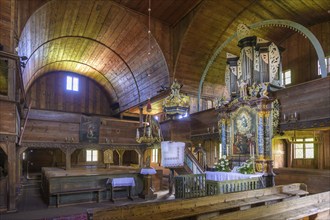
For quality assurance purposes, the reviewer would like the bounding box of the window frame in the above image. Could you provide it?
[66,75,79,92]
[86,149,98,162]
[293,137,315,159]
[317,57,330,76]
[282,69,292,85]
[151,148,158,163]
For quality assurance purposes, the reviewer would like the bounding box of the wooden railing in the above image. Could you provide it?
[184,148,204,174]
[175,174,264,199]
[175,174,206,199]
[206,177,262,195]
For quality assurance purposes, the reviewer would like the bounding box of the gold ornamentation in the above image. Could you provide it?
[163,79,190,116]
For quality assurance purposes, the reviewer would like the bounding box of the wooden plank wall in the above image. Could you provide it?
[26,72,113,116]
[22,109,139,144]
[190,108,218,136]
[276,76,330,126]
[280,22,330,84]
[0,100,16,134]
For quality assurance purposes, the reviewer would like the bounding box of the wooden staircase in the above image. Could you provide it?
[171,148,205,176]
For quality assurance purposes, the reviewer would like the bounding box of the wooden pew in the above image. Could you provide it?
[208,191,330,220]
[90,183,308,220]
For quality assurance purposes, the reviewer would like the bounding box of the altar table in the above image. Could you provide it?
[205,171,263,181]
[107,177,135,202]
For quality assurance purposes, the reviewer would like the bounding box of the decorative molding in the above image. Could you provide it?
[0,134,17,142]
[21,142,146,151]
[280,118,330,131]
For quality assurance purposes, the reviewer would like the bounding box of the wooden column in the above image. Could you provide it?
[168,169,175,195]
[221,119,227,156]
[116,150,125,166]
[5,142,17,211]
[257,111,265,158]
[61,148,75,170]
[16,146,27,189]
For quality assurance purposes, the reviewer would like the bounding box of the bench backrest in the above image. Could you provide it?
[92,183,307,220]
[209,191,330,220]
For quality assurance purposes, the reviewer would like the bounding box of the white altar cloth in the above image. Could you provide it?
[140,168,157,175]
[205,171,263,181]
[107,177,136,187]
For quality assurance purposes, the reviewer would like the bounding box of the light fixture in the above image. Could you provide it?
[136,115,161,145]
[283,112,299,123]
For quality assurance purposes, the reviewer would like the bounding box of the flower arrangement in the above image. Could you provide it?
[214,155,231,172]
[238,157,255,174]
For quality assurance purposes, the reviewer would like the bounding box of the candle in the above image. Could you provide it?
[250,143,252,156]
[214,146,217,158]
[219,145,222,158]
[136,128,140,139]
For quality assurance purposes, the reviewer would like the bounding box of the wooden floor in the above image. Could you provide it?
[0,177,174,220]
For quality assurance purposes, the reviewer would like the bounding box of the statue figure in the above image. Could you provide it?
[260,82,269,98]
[237,80,248,97]
[249,81,258,97]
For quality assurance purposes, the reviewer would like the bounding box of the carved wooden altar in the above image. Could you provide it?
[215,24,282,187]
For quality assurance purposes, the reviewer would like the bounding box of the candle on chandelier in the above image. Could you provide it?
[136,128,140,139]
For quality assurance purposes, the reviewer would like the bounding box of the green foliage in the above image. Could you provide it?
[238,157,255,174]
[214,155,231,172]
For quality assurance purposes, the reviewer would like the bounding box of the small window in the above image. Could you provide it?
[282,70,291,85]
[86,150,98,162]
[318,57,330,76]
[66,76,79,91]
[151,149,158,163]
[293,138,315,159]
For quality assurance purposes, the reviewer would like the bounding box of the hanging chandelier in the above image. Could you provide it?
[136,114,161,144]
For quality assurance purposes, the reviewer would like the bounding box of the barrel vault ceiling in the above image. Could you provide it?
[14,0,330,115]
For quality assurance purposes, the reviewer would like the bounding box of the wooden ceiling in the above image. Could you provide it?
[14,0,330,115]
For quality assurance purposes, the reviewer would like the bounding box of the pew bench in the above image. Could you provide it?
[208,191,330,220]
[90,183,308,220]
[51,187,106,208]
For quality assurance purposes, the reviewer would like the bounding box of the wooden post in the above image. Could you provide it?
[169,169,175,195]
[6,142,17,211]
[116,150,125,166]
[61,148,75,170]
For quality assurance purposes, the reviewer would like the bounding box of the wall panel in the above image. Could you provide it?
[26,72,113,116]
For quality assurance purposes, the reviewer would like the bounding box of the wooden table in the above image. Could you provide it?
[107,177,135,202]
